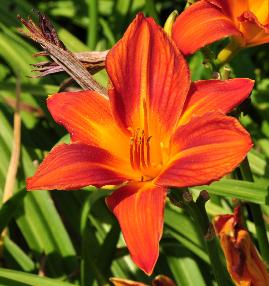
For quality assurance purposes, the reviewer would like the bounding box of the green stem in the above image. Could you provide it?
[201,47,218,73]
[239,157,269,265]
[169,189,231,286]
[87,0,98,50]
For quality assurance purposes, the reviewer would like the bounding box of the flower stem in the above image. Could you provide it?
[87,0,98,50]
[239,157,269,265]
[169,189,231,286]
[201,47,218,73]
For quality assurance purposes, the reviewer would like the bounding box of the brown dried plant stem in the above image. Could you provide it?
[18,14,107,96]
[1,75,21,237]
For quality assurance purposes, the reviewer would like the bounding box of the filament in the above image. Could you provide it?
[129,128,151,172]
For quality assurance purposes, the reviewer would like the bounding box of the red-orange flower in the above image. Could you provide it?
[214,207,269,286]
[27,13,253,275]
[110,275,176,286]
[172,0,269,55]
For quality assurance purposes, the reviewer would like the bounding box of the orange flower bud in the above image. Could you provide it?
[110,275,176,286]
[110,277,146,286]
[152,275,176,286]
[214,207,269,286]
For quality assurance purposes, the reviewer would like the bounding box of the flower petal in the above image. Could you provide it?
[238,11,269,47]
[47,90,129,158]
[155,112,252,188]
[110,278,146,286]
[207,0,248,21]
[106,13,190,136]
[172,0,240,55]
[248,0,269,25]
[27,143,132,190]
[208,0,269,45]
[106,182,166,275]
[179,78,254,125]
[209,0,269,24]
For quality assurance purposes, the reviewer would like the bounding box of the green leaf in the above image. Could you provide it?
[248,150,268,177]
[0,268,75,286]
[0,105,77,276]
[164,206,209,264]
[3,236,35,272]
[97,223,120,275]
[0,83,59,97]
[164,246,207,286]
[0,25,39,80]
[80,190,111,286]
[0,191,26,233]
[192,179,269,205]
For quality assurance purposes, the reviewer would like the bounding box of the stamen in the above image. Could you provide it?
[134,129,141,170]
[129,128,152,175]
[146,136,152,167]
[143,99,149,138]
[130,137,135,170]
[140,130,147,169]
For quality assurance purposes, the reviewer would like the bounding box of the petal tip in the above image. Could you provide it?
[106,184,165,276]
[241,78,255,89]
[133,250,158,276]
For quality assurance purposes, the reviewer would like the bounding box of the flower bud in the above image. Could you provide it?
[214,207,269,286]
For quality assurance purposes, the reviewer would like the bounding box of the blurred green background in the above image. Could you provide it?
[0,0,269,285]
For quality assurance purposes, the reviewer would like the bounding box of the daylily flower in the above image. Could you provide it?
[214,207,269,286]
[27,13,253,275]
[172,0,269,56]
[110,275,176,286]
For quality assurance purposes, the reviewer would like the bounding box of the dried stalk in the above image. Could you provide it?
[17,12,107,96]
[1,75,22,239]
[31,50,108,78]
[2,75,21,203]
